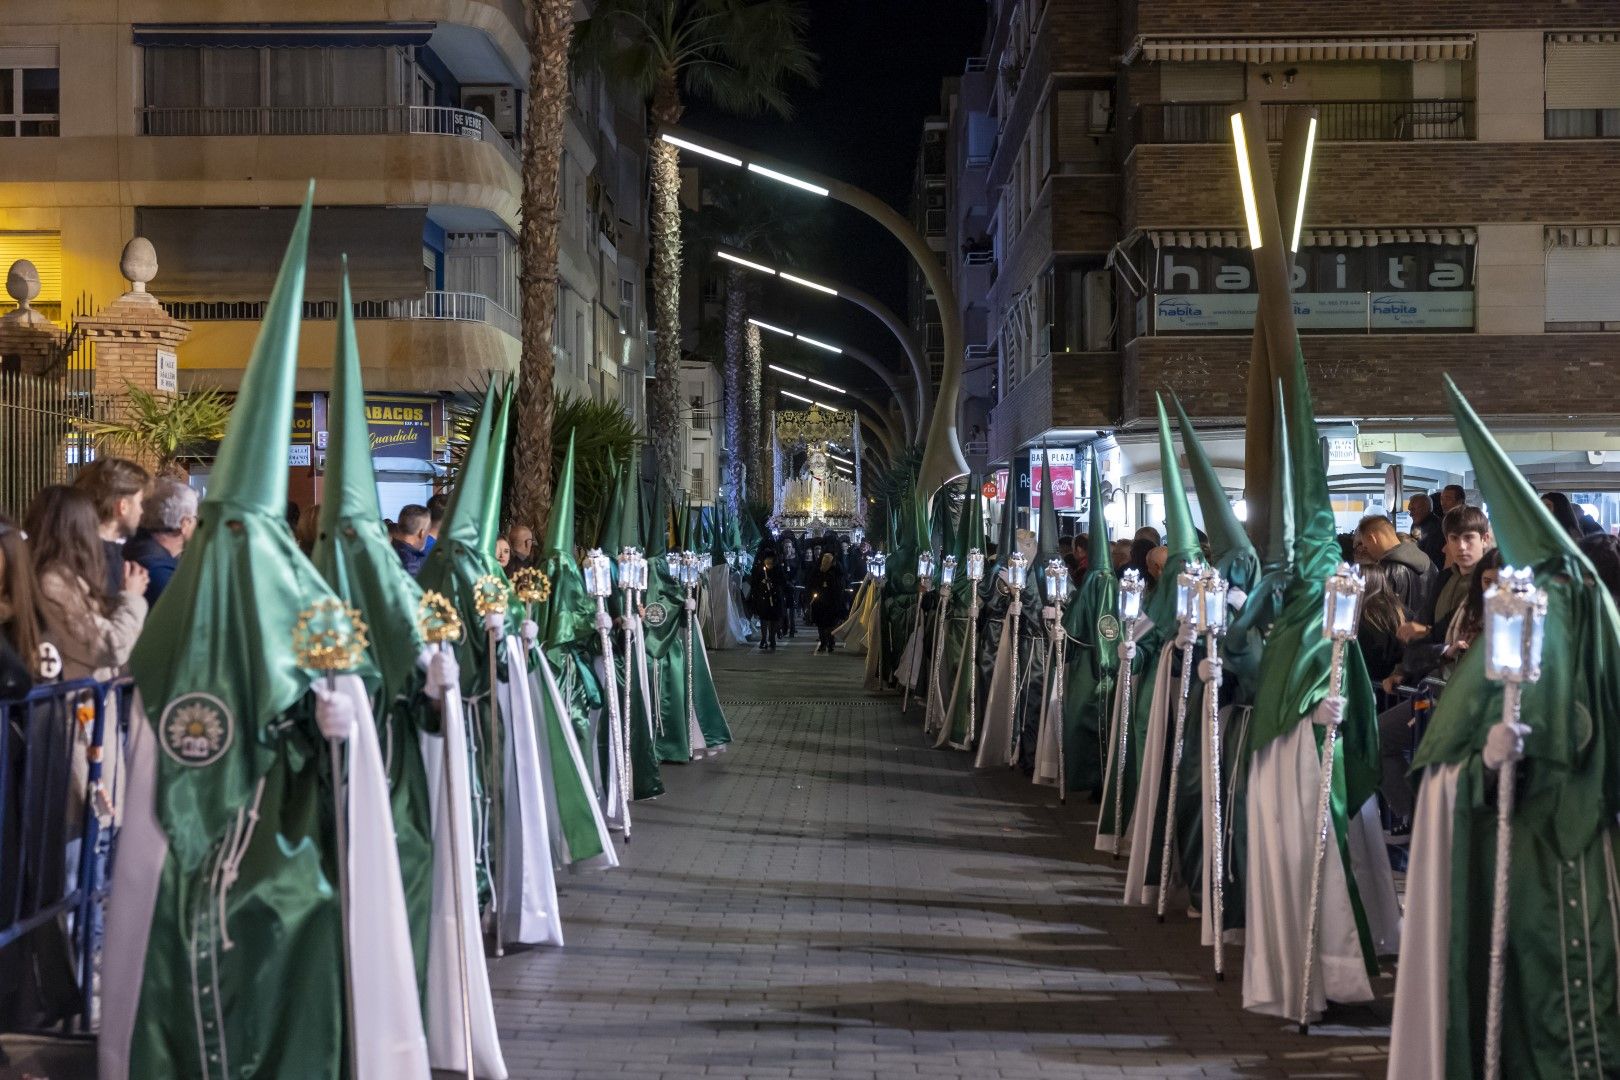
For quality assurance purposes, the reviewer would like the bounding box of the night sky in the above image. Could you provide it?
[686,0,988,390]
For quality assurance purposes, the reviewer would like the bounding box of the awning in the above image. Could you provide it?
[1549,33,1620,44]
[1134,34,1474,64]
[1547,226,1620,248]
[133,23,435,49]
[135,206,429,302]
[1146,227,1476,249]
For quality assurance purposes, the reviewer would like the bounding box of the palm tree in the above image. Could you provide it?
[507,0,576,535]
[686,173,823,511]
[78,383,231,478]
[576,0,817,483]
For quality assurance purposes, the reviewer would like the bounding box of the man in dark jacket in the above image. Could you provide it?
[122,477,198,605]
[1406,493,1446,570]
[388,503,431,576]
[1354,514,1437,614]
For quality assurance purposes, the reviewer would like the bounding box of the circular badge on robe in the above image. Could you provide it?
[995,576,1011,596]
[644,602,670,628]
[901,572,917,588]
[160,692,234,767]
[1098,614,1121,642]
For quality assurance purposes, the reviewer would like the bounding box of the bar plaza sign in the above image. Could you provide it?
[1151,242,1474,333]
[1029,448,1077,510]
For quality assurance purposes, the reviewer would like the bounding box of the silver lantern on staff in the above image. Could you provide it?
[584,548,632,842]
[1003,550,1030,762]
[964,548,986,745]
[1299,561,1365,1032]
[1194,565,1231,979]
[1480,566,1546,1080]
[1043,556,1071,800]
[1110,567,1146,859]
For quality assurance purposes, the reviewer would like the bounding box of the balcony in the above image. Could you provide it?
[1133,99,1474,145]
[162,290,519,339]
[137,104,521,173]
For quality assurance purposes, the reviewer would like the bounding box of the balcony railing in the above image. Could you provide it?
[138,104,521,172]
[162,290,520,339]
[1134,99,1475,145]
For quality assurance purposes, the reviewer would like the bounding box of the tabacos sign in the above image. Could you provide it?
[1029,448,1077,511]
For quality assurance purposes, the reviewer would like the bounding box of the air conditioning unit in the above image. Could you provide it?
[462,86,518,139]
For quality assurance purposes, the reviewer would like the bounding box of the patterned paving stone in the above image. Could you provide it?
[487,635,1394,1079]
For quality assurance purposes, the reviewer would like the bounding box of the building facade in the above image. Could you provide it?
[957,0,1620,535]
[0,0,651,511]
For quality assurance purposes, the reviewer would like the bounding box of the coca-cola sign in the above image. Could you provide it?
[1030,448,1077,511]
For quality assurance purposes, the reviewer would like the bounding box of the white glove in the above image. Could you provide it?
[483,611,505,632]
[1198,657,1223,686]
[1175,621,1196,649]
[521,618,540,647]
[1042,605,1059,622]
[684,597,698,612]
[1118,639,1137,663]
[1227,587,1248,612]
[1009,600,1023,617]
[594,610,613,632]
[1483,721,1529,772]
[1310,695,1345,728]
[312,680,356,741]
[418,648,459,703]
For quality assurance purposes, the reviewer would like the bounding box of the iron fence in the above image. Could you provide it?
[162,290,520,340]
[0,676,135,1035]
[1133,98,1475,144]
[0,295,99,519]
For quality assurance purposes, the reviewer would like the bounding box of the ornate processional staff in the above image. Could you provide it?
[472,574,508,957]
[964,548,985,745]
[1299,562,1365,1033]
[903,551,935,714]
[1193,567,1231,980]
[1003,550,1030,764]
[1043,557,1071,802]
[926,555,957,734]
[1480,567,1546,1080]
[584,549,632,842]
[1158,561,1204,922]
[1111,569,1146,859]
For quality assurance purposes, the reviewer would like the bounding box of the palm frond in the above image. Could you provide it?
[75,383,233,477]
[552,392,642,543]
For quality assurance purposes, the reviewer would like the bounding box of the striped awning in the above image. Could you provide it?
[1135,34,1474,64]
[1549,33,1620,44]
[1547,226,1620,248]
[1146,227,1476,249]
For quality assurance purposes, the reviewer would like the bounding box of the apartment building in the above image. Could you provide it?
[0,0,650,508]
[960,0,1620,534]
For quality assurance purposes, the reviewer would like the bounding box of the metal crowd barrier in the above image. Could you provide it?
[0,676,135,1035]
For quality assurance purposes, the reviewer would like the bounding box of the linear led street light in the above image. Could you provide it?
[806,376,845,394]
[768,362,847,395]
[780,389,814,405]
[828,453,854,466]
[768,363,808,381]
[779,271,837,296]
[718,250,777,275]
[659,133,744,167]
[747,162,830,197]
[813,400,839,411]
[1230,111,1264,251]
[748,318,793,337]
[795,333,842,354]
[1290,115,1318,253]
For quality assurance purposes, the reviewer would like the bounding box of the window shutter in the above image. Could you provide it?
[1157,62,1244,102]
[1545,41,1620,110]
[1546,246,1620,322]
[0,46,58,68]
[0,232,61,302]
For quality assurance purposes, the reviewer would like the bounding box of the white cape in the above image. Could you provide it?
[1387,762,1460,1079]
[422,682,508,1079]
[100,680,430,1079]
[975,606,1022,769]
[1031,634,1064,789]
[1124,640,1184,907]
[1094,616,1153,854]
[922,599,952,737]
[895,611,928,693]
[701,565,752,648]
[494,634,566,947]
[1242,718,1401,1021]
[529,648,617,869]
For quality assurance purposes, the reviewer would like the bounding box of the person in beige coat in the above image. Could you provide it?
[24,485,148,828]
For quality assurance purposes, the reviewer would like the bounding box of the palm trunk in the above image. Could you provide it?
[721,267,745,514]
[509,0,573,532]
[648,73,686,482]
[744,320,765,504]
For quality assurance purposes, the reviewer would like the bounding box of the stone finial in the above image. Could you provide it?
[6,259,40,308]
[120,237,158,292]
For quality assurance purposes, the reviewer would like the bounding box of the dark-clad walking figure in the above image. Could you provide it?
[749,548,787,651]
[806,551,847,655]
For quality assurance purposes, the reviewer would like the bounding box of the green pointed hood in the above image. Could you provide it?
[622,449,644,551]
[1086,451,1110,573]
[930,484,955,568]
[996,468,1018,563]
[311,262,425,699]
[546,431,579,558]
[1281,344,1338,583]
[1171,394,1254,567]
[709,504,726,566]
[437,381,500,551]
[130,190,356,865]
[1155,393,1200,564]
[954,476,984,564]
[646,479,669,556]
[1035,442,1061,568]
[1446,376,1581,568]
[479,377,513,558]
[1264,386,1296,576]
[597,458,625,554]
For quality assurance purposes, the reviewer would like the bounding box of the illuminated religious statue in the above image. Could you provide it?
[770,405,864,532]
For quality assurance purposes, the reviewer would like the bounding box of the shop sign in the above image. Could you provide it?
[365,394,435,459]
[1029,448,1077,510]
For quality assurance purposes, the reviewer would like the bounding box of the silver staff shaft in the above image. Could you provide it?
[1483,680,1522,1080]
[1112,619,1137,860]
[1006,593,1022,765]
[1158,633,1196,921]
[902,591,924,713]
[965,593,980,747]
[485,626,505,957]
[324,672,357,1080]
[927,586,951,737]
[1204,631,1226,981]
[1052,623,1067,804]
[1298,637,1346,1033]
[436,644,475,1079]
[596,596,631,842]
[685,588,697,758]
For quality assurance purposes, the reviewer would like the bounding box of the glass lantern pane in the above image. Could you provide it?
[1488,611,1524,676]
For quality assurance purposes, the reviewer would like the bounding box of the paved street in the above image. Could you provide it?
[489,634,1395,1080]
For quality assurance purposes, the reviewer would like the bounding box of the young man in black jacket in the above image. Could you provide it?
[1354,514,1438,614]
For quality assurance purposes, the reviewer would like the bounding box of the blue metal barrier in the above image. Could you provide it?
[0,676,134,1034]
